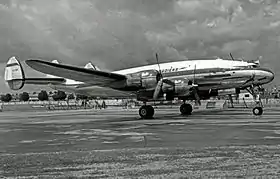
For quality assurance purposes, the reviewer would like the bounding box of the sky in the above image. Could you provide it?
[0,0,280,93]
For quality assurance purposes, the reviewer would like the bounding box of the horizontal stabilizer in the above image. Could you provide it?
[24,78,66,85]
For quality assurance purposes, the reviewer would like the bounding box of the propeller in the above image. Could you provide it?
[192,64,198,86]
[152,54,200,105]
[153,53,163,100]
[189,63,201,105]
[229,53,234,61]
[153,53,174,100]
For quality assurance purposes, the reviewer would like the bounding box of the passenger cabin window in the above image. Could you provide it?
[245,94,250,97]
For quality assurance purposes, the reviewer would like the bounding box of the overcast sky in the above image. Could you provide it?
[0,0,279,92]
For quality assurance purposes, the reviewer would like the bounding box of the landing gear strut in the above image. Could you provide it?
[180,103,193,115]
[246,85,264,116]
[139,105,155,119]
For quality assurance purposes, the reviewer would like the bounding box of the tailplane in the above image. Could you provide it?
[4,56,25,90]
[84,62,100,71]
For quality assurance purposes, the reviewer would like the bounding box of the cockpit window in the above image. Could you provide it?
[248,65,257,68]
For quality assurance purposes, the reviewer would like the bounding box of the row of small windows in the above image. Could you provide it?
[161,68,181,73]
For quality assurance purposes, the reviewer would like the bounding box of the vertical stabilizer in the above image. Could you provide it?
[51,60,59,64]
[4,56,25,90]
[84,62,100,71]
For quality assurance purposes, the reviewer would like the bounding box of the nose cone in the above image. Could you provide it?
[265,68,274,82]
[259,68,274,84]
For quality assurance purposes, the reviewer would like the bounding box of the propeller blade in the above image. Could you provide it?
[156,53,162,75]
[153,79,163,100]
[162,79,175,86]
[193,64,196,85]
[230,53,234,61]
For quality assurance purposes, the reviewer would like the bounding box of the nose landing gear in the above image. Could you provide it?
[252,106,263,116]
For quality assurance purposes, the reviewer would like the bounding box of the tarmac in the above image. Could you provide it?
[1,107,280,178]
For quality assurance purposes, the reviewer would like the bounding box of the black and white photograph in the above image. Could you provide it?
[0,0,280,178]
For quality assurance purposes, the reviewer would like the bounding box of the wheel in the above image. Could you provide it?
[139,105,154,119]
[253,106,263,116]
[180,103,193,115]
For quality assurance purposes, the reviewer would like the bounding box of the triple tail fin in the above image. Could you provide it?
[4,56,25,90]
[4,57,65,91]
[84,62,100,71]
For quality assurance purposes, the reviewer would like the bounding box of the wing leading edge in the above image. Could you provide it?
[25,59,127,88]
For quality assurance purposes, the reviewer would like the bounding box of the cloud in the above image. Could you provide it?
[0,0,280,92]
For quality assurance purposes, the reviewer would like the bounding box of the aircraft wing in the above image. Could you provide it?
[25,59,127,87]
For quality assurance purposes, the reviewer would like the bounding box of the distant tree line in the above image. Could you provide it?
[0,89,108,103]
[0,90,79,103]
[0,93,12,102]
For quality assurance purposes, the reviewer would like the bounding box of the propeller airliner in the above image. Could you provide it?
[4,54,274,119]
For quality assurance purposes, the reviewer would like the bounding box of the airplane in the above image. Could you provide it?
[4,54,274,119]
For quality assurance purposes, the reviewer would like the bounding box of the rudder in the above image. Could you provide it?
[4,56,25,90]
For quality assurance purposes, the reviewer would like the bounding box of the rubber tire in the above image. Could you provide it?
[180,103,193,115]
[253,106,263,116]
[146,105,155,117]
[139,105,154,119]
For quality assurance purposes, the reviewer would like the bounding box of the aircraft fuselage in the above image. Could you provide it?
[53,58,274,98]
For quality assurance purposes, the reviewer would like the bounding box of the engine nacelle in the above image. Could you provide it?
[218,88,241,96]
[125,70,161,89]
[161,83,194,101]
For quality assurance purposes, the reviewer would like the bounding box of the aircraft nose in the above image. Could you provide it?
[262,68,274,83]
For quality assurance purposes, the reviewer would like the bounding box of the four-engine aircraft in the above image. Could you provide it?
[4,54,274,118]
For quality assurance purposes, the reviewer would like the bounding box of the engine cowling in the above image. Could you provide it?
[155,81,194,100]
[125,70,161,89]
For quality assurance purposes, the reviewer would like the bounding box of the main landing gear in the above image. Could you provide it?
[180,103,193,115]
[246,85,264,116]
[139,105,155,119]
[139,103,193,119]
